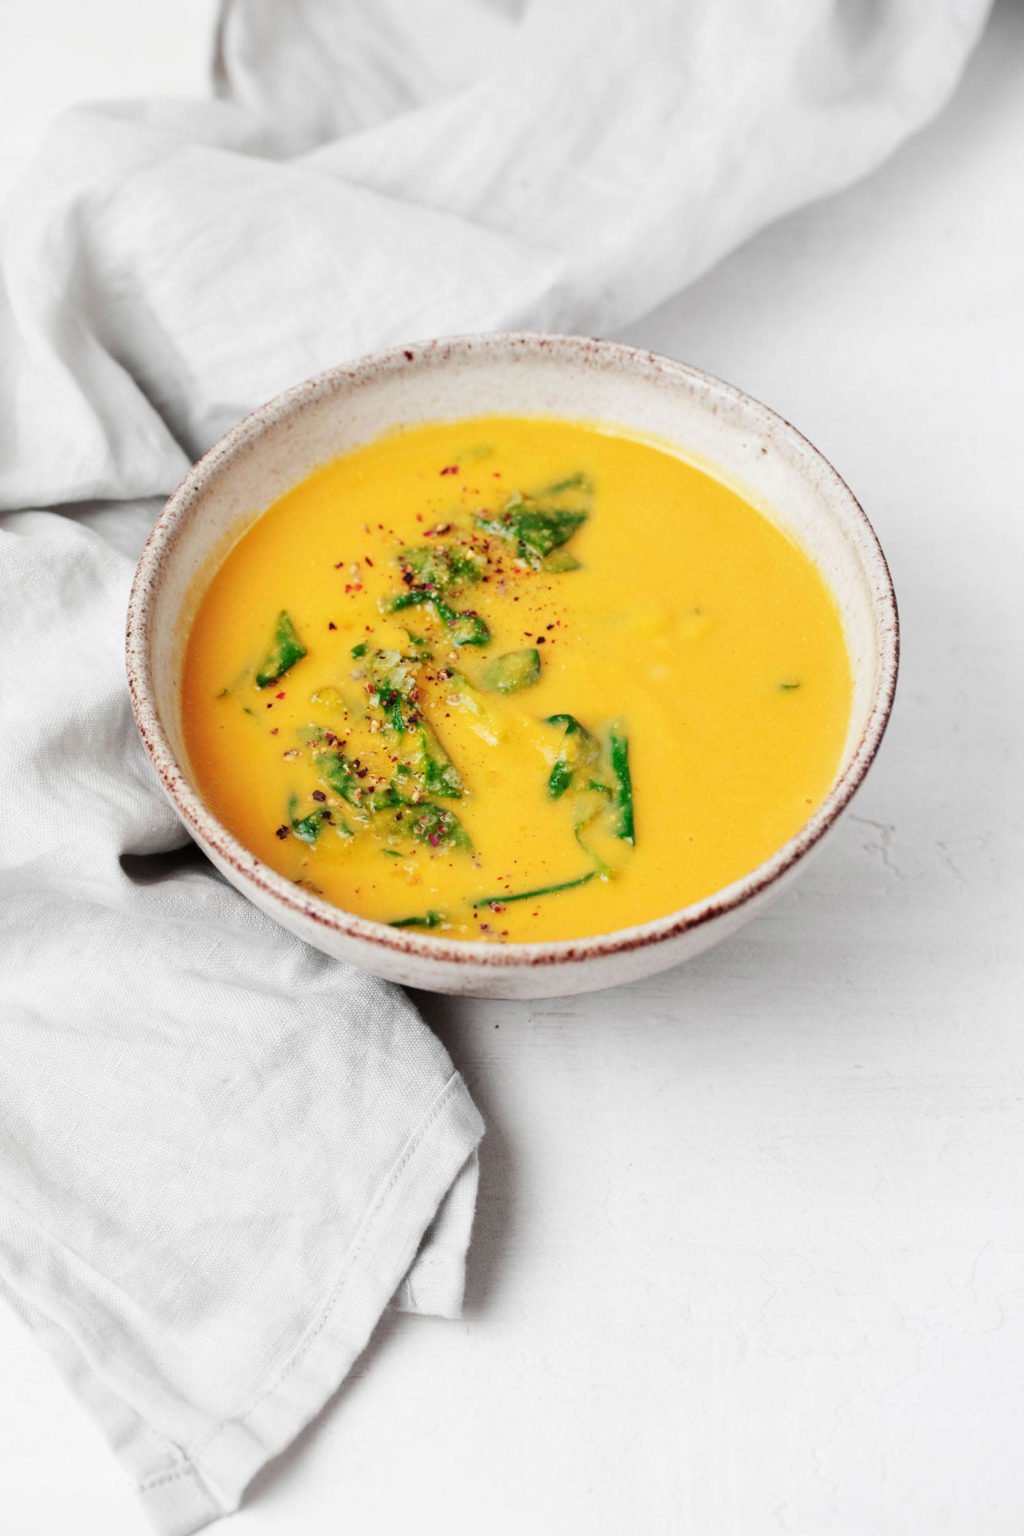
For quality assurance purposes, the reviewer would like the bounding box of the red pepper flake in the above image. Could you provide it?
[311,790,326,803]
[270,727,279,736]
[275,825,289,840]
[275,691,286,699]
[344,583,363,594]
[333,560,345,569]
[364,556,374,567]
[439,464,459,476]
[492,471,502,478]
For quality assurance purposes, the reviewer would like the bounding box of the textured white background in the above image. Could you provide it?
[1,2,1022,1532]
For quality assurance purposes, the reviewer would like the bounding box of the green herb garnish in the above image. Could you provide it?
[397,544,484,592]
[389,910,447,929]
[291,810,327,845]
[544,713,598,799]
[548,760,574,798]
[385,590,490,646]
[479,648,541,695]
[406,802,472,851]
[475,505,587,566]
[540,549,582,574]
[417,723,463,798]
[472,872,596,908]
[255,611,306,688]
[608,724,634,844]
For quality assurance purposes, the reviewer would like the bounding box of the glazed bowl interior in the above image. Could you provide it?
[128,335,897,998]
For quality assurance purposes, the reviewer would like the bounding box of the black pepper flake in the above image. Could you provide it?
[275,825,289,840]
[312,790,326,803]
[328,621,337,631]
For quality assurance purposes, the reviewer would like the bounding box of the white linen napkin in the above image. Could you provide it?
[0,3,989,1533]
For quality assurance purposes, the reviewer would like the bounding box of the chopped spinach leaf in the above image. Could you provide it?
[320,753,364,806]
[548,759,574,798]
[291,810,326,845]
[540,549,582,574]
[385,590,490,646]
[407,802,472,850]
[389,910,447,929]
[545,713,599,799]
[476,505,587,565]
[472,872,596,907]
[608,725,634,844]
[418,723,463,798]
[546,712,586,736]
[255,611,306,688]
[479,648,541,695]
[366,649,420,733]
[397,544,484,592]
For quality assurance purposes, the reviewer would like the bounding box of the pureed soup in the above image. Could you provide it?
[183,417,852,943]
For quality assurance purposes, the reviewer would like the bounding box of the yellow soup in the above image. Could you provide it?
[183,416,851,942]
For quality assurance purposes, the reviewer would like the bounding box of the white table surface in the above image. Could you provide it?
[2,4,1022,1532]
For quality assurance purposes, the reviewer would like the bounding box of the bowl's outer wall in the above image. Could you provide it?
[128,334,898,999]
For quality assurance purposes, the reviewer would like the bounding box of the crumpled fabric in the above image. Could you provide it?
[0,3,990,1533]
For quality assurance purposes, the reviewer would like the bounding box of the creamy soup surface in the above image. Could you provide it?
[183,416,852,942]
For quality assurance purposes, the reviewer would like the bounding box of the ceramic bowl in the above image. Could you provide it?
[126,333,898,999]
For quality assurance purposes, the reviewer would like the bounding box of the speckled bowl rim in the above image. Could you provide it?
[126,333,899,975]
